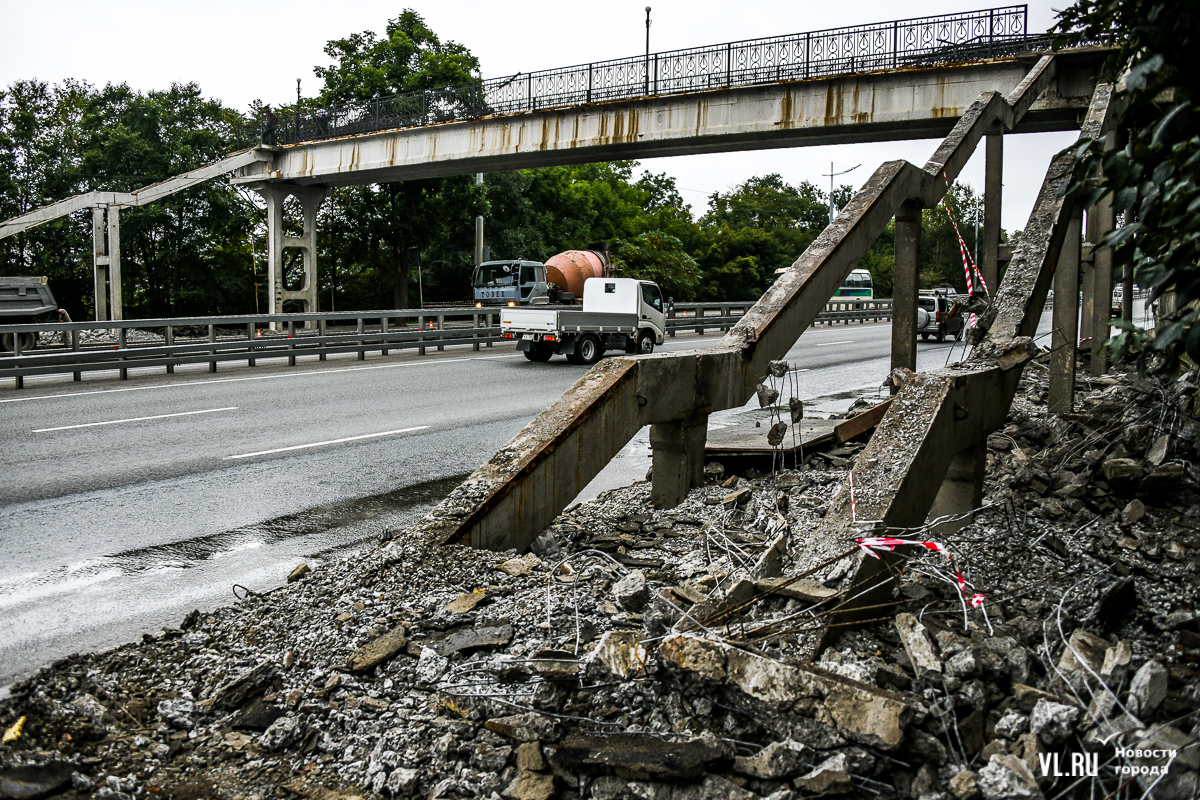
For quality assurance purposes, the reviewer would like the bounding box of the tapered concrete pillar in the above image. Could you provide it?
[1088,180,1115,376]
[1049,210,1082,413]
[980,124,1003,293]
[927,444,985,538]
[259,183,329,328]
[891,201,922,389]
[650,413,708,509]
[92,207,108,322]
[107,205,122,322]
[1079,253,1094,344]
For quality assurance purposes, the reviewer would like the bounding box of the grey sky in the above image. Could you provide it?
[1,0,1077,233]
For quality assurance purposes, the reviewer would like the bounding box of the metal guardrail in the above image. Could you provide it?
[0,300,894,387]
[269,6,1036,145]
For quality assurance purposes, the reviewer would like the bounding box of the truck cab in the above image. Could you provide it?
[0,276,60,353]
[472,260,549,307]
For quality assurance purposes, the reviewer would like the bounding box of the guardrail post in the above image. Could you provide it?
[473,314,481,351]
[207,324,217,373]
[487,313,494,347]
[720,305,730,332]
[381,315,390,356]
[418,315,426,355]
[437,314,445,351]
[166,326,176,373]
[288,319,297,366]
[357,317,365,360]
[12,333,23,388]
[1049,209,1082,413]
[118,327,128,380]
[319,319,327,361]
[245,323,254,367]
[72,330,81,382]
[891,201,922,389]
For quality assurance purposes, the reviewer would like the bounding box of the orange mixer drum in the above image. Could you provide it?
[543,250,607,298]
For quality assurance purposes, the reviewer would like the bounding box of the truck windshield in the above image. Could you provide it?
[475,264,519,288]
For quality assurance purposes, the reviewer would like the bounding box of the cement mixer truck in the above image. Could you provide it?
[472,249,609,307]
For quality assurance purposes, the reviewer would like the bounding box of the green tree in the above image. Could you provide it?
[614,231,700,300]
[1056,0,1198,369]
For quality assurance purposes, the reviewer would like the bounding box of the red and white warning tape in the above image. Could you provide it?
[856,536,986,610]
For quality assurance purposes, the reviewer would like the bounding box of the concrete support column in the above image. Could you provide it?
[258,184,329,329]
[927,444,985,538]
[650,413,709,509]
[1079,251,1094,344]
[891,201,922,388]
[107,205,122,321]
[1049,210,1082,413]
[1088,179,1115,376]
[980,124,1003,293]
[92,207,108,322]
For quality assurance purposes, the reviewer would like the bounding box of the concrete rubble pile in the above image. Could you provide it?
[2,360,1199,800]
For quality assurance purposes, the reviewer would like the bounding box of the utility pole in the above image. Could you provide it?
[644,7,652,94]
[822,162,860,222]
[296,79,301,106]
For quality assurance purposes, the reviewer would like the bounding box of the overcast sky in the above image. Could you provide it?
[1,0,1078,233]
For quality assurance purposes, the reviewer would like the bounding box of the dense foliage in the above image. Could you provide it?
[0,10,1000,319]
[1055,0,1197,369]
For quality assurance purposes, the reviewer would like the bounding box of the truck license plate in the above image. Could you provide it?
[521,333,535,341]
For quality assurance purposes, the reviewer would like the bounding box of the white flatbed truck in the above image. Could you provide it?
[501,277,667,364]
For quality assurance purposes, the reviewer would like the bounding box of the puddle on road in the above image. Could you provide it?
[0,474,468,689]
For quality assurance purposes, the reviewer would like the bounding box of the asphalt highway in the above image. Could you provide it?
[0,316,1039,686]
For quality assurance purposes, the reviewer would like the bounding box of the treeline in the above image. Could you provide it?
[0,11,998,321]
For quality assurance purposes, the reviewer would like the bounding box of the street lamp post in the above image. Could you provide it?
[645,7,652,94]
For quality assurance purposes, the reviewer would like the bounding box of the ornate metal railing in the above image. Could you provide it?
[270,5,1041,145]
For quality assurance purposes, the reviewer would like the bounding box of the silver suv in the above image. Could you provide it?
[917,291,965,342]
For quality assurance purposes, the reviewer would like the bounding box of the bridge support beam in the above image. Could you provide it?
[981,124,1003,293]
[259,184,329,328]
[891,200,922,388]
[1049,209,1082,413]
[650,413,709,509]
[927,444,986,538]
[91,205,122,322]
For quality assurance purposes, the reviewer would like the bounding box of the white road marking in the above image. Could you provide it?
[33,407,238,433]
[224,426,430,460]
[814,340,855,347]
[0,353,507,405]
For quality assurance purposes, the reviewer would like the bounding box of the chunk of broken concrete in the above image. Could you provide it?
[495,554,542,576]
[485,713,561,743]
[210,661,276,710]
[1029,698,1079,744]
[756,383,780,407]
[349,624,408,672]
[754,576,836,603]
[767,421,788,446]
[548,732,728,780]
[722,487,753,508]
[503,770,554,800]
[659,633,911,750]
[976,753,1043,800]
[792,753,853,794]
[732,739,807,779]
[1126,659,1168,717]
[614,570,650,612]
[895,613,942,677]
[287,563,311,582]
[587,631,648,680]
[431,624,514,657]
[444,590,489,614]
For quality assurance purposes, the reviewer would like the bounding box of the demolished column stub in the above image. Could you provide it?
[423,56,1065,553]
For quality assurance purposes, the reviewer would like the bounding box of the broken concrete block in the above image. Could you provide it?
[485,713,560,743]
[548,732,728,780]
[792,753,853,794]
[348,624,408,672]
[949,769,981,800]
[722,487,753,508]
[976,753,1043,800]
[516,742,545,772]
[722,576,756,607]
[789,397,804,423]
[444,591,489,614]
[287,563,311,582]
[416,646,449,684]
[503,770,555,800]
[767,421,788,446]
[752,534,787,580]
[754,576,836,603]
[431,624,514,657]
[1100,639,1132,682]
[1012,684,1059,712]
[1055,629,1109,677]
[1029,698,1079,744]
[210,661,276,710]
[732,739,807,779]
[1126,659,1168,717]
[945,648,978,679]
[1146,434,1170,466]
[894,613,942,677]
[530,649,580,681]
[1141,462,1184,493]
[614,570,650,612]
[756,383,780,407]
[1102,458,1144,486]
[659,634,911,750]
[587,631,648,680]
[1120,499,1146,525]
[996,338,1038,370]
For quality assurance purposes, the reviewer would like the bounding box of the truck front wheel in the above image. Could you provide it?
[0,332,35,354]
[637,330,655,355]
